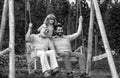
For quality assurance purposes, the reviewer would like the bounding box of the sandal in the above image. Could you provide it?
[52,68,59,75]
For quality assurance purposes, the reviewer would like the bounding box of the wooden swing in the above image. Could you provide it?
[26,41,84,74]
[25,0,85,74]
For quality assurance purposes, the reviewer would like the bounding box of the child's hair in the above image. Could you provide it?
[43,14,57,26]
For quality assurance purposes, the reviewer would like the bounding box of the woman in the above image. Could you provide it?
[38,14,57,38]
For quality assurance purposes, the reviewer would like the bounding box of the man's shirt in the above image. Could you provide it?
[53,35,74,53]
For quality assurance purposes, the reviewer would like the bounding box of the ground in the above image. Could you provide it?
[0,55,120,78]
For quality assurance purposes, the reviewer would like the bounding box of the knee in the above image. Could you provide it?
[50,50,56,54]
[38,52,46,57]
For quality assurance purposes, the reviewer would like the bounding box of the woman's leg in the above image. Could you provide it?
[45,50,58,69]
[37,50,51,72]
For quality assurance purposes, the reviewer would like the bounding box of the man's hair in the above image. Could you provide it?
[54,23,63,30]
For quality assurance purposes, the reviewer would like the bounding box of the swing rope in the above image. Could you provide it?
[79,0,84,50]
[25,0,32,23]
[27,0,32,23]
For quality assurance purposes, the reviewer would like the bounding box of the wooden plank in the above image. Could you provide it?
[92,0,119,78]
[92,53,107,61]
[0,48,10,56]
[9,0,15,78]
[86,0,94,75]
[57,57,78,62]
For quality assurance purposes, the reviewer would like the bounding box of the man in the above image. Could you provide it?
[53,16,89,78]
[26,23,59,77]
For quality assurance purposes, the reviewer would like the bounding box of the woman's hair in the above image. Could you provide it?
[43,14,57,26]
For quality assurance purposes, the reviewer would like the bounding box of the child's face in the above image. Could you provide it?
[49,19,54,25]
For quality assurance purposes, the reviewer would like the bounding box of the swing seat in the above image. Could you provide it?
[26,41,84,74]
[57,57,78,62]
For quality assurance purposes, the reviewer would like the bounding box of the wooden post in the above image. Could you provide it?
[92,0,119,78]
[9,0,15,78]
[0,0,8,50]
[86,0,94,76]
[94,28,98,57]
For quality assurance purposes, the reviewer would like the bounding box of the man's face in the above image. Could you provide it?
[40,27,49,37]
[56,27,63,36]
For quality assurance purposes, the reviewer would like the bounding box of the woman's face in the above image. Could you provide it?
[40,27,49,37]
[49,19,54,25]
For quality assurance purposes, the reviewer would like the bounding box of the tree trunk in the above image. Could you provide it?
[92,0,118,78]
[0,0,8,51]
[9,0,15,78]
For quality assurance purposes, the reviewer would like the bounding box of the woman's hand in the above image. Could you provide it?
[29,22,32,29]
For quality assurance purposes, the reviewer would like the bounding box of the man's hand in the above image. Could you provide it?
[29,22,32,29]
[79,16,83,22]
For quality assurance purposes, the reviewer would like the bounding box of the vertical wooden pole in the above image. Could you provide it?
[86,0,94,76]
[9,0,15,78]
[0,0,8,50]
[95,28,98,57]
[92,0,118,78]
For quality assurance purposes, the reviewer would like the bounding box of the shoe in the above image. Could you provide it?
[51,67,59,75]
[66,71,74,78]
[80,73,91,78]
[43,70,51,77]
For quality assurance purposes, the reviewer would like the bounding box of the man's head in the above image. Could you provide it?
[39,26,49,38]
[55,23,64,36]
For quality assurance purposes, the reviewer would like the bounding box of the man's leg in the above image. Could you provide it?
[37,50,51,73]
[70,52,86,74]
[59,52,72,72]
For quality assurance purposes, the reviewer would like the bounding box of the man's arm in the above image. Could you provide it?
[67,16,83,41]
[25,23,33,41]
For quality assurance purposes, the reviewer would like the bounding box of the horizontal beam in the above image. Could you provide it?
[0,48,11,56]
[92,53,107,61]
[74,46,83,53]
[92,50,115,62]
